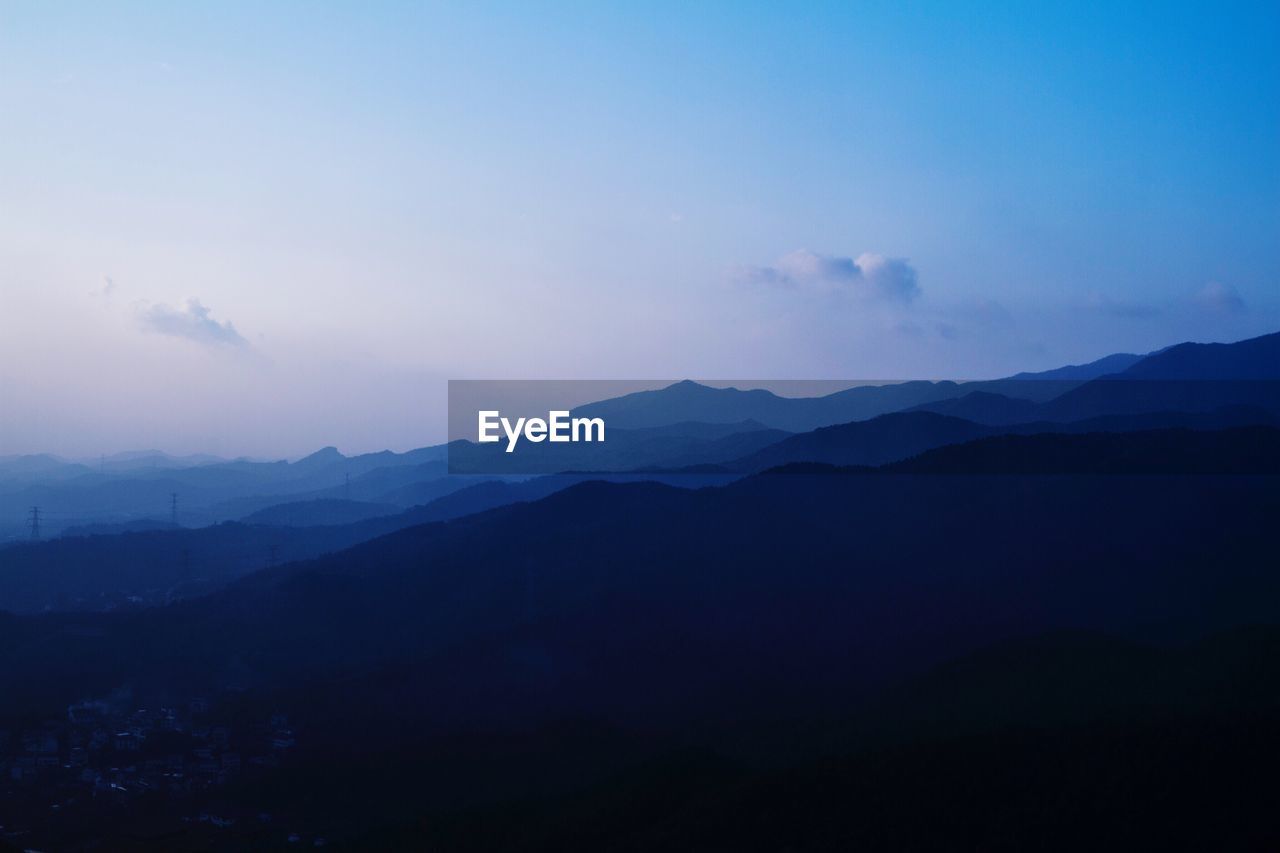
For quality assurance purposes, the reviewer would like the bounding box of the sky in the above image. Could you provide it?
[1,1,1277,457]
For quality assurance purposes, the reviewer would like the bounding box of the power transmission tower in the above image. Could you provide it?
[27,506,41,541]
[170,492,179,526]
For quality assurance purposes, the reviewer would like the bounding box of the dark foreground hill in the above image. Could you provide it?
[380,627,1280,852]
[888,425,1280,474]
[0,424,1277,846]
[2,465,1276,721]
[0,468,1276,847]
[0,472,730,613]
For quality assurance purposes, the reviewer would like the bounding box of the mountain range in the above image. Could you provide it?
[1,328,1279,847]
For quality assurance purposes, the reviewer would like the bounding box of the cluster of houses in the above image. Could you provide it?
[0,698,296,803]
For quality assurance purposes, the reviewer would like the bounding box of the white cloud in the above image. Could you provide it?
[140,299,249,348]
[737,249,921,303]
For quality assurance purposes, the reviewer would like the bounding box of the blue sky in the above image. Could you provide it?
[1,1,1277,456]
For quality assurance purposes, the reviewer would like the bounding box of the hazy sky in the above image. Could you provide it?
[2,1,1278,457]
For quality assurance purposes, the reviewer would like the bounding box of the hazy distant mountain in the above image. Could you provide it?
[911,332,1280,425]
[571,380,970,432]
[292,446,347,468]
[729,411,992,471]
[1008,351,1144,381]
[4,329,1276,538]
[373,475,504,507]
[87,450,233,472]
[562,333,1279,437]
[240,499,401,527]
[1118,330,1280,380]
[906,391,1042,425]
[0,447,457,537]
[2,420,1278,845]
[1036,333,1280,421]
[59,518,183,538]
[0,453,92,482]
[565,353,1157,435]
[4,330,1280,847]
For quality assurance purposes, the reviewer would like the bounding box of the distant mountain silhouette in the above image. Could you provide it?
[6,330,1276,540]
[4,330,1280,848]
[562,333,1280,437]
[870,426,1280,475]
[899,333,1280,426]
[892,426,1280,475]
[87,450,232,472]
[372,474,503,507]
[3,463,1277,721]
[0,471,726,613]
[0,444,454,537]
[729,411,992,471]
[1008,351,1144,380]
[571,380,971,432]
[240,498,400,527]
[0,453,92,481]
[59,518,182,537]
[291,445,347,468]
[1030,331,1280,421]
[906,391,1042,425]
[0,517,425,613]
[721,407,1279,473]
[1119,330,1280,380]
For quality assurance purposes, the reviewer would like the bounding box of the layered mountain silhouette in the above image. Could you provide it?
[5,330,1277,537]
[2,464,1276,722]
[239,498,401,527]
[563,331,1280,434]
[765,425,1280,476]
[723,407,1279,473]
[570,379,973,431]
[2,329,1280,848]
[0,470,734,613]
[1007,350,1145,380]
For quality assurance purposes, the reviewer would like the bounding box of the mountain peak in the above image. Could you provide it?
[294,446,346,466]
[1121,330,1280,380]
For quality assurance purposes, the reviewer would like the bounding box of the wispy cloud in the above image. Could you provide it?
[140,299,249,348]
[1194,281,1246,314]
[737,250,921,303]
